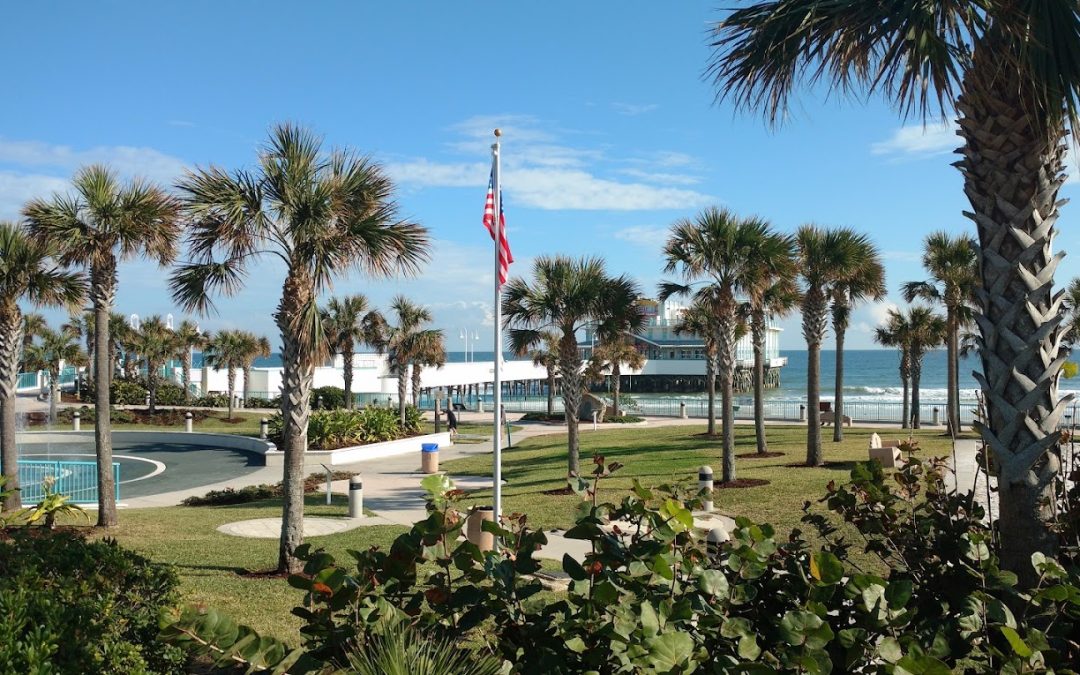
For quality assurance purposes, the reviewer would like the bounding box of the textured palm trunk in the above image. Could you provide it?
[706,350,717,437]
[957,42,1067,582]
[276,273,315,574]
[559,333,582,477]
[226,367,236,420]
[946,310,961,436]
[147,361,159,414]
[611,361,621,419]
[0,306,22,511]
[92,261,118,527]
[751,310,769,455]
[900,356,911,430]
[546,366,555,418]
[242,364,252,406]
[832,307,848,443]
[48,366,59,424]
[411,364,422,407]
[343,343,354,409]
[803,288,827,466]
[182,351,193,404]
[716,309,737,482]
[910,356,924,429]
[397,363,408,424]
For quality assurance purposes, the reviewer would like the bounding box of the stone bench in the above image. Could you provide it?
[820,411,852,427]
[868,433,903,468]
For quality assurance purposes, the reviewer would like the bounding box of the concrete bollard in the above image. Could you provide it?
[145,393,151,407]
[184,411,193,433]
[706,527,730,559]
[932,407,940,425]
[466,506,495,552]
[72,412,80,431]
[348,475,363,518]
[592,410,598,430]
[477,399,484,413]
[434,398,441,433]
[680,402,687,419]
[799,404,806,422]
[260,418,269,439]
[421,443,440,474]
[699,465,714,512]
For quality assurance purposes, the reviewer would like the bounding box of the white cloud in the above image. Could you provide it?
[871,123,957,158]
[0,137,186,184]
[389,116,714,211]
[0,171,69,219]
[613,225,669,249]
[853,300,900,335]
[882,250,921,263]
[612,102,659,116]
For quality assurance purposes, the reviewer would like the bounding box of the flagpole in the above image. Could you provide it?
[491,129,503,524]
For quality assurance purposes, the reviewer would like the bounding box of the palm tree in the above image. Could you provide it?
[830,235,886,442]
[662,208,777,483]
[202,330,246,421]
[794,225,862,467]
[169,124,428,573]
[674,298,721,434]
[903,232,979,437]
[18,313,47,372]
[879,307,947,429]
[503,255,641,477]
[123,316,178,413]
[875,311,914,430]
[589,336,645,419]
[523,332,559,418]
[365,297,442,423]
[1062,278,1080,349]
[172,320,206,403]
[410,335,447,408]
[24,165,181,527]
[0,222,86,511]
[748,278,799,455]
[23,326,87,425]
[238,332,272,405]
[321,295,370,409]
[707,0,1080,582]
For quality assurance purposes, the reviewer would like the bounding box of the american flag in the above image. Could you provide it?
[483,172,513,285]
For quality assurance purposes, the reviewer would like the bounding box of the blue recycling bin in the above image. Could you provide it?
[421,443,440,473]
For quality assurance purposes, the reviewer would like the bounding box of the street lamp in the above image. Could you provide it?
[460,328,477,363]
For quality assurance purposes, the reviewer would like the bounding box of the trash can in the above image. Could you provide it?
[466,506,495,551]
[421,442,439,474]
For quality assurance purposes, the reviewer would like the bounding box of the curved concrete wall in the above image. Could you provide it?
[16,430,276,465]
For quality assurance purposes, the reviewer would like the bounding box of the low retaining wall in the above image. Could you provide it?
[263,431,452,467]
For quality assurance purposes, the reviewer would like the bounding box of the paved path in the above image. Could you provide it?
[216,515,395,538]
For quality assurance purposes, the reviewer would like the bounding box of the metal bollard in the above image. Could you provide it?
[932,407,940,425]
[680,402,687,419]
[699,465,714,512]
[184,411,193,433]
[706,527,729,559]
[72,411,80,431]
[259,418,269,439]
[466,506,495,552]
[348,475,363,518]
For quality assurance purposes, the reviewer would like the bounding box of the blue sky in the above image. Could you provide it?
[3,1,1078,351]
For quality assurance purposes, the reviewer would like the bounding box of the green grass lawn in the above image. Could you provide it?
[79,496,406,642]
[442,424,959,535]
[32,410,268,435]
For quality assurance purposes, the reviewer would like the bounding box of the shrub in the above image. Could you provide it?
[154,381,187,406]
[110,378,148,405]
[181,471,356,506]
[166,457,1080,673]
[194,393,229,408]
[245,395,280,409]
[311,385,346,410]
[267,405,424,450]
[0,530,184,674]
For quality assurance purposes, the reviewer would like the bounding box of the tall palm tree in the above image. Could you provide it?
[589,336,646,419]
[748,279,799,455]
[523,332,559,418]
[0,222,86,511]
[503,255,641,477]
[173,320,206,403]
[18,313,47,372]
[238,331,272,405]
[884,307,947,429]
[830,235,886,442]
[410,334,447,408]
[674,296,722,435]
[1062,278,1080,349]
[321,295,370,409]
[794,225,862,467]
[170,125,428,573]
[23,326,87,425]
[875,311,914,430]
[902,232,979,437]
[202,330,247,421]
[707,0,1080,582]
[661,207,773,483]
[24,165,181,527]
[123,316,178,413]
[365,297,442,423]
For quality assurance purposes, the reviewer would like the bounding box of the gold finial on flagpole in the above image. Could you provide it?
[494,128,502,138]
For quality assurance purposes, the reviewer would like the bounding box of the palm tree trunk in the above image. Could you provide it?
[0,307,22,511]
[900,359,910,430]
[343,345,354,410]
[242,364,252,407]
[275,275,316,574]
[752,311,768,455]
[803,288,827,466]
[833,316,847,443]
[49,366,59,424]
[559,334,582,477]
[706,352,717,436]
[227,367,236,420]
[911,357,922,430]
[546,366,555,418]
[611,361,621,418]
[92,261,118,527]
[411,364,422,407]
[716,310,737,481]
[957,44,1065,581]
[397,364,408,424]
[182,351,192,404]
[148,361,159,414]
[947,309,960,436]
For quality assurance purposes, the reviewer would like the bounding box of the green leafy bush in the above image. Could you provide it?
[268,405,425,450]
[166,456,1080,673]
[154,381,187,406]
[245,395,281,409]
[0,530,184,674]
[194,393,229,408]
[311,386,346,410]
[181,471,356,506]
[110,378,148,405]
